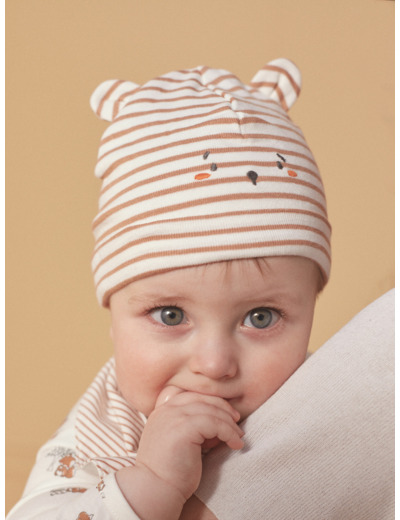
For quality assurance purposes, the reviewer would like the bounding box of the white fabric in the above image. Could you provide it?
[196,289,395,519]
[98,473,141,520]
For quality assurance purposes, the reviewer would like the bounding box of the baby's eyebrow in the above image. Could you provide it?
[241,290,303,308]
[127,293,191,306]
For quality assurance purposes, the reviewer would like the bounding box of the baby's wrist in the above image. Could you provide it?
[116,464,186,520]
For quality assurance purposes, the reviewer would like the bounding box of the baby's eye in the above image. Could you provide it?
[150,306,185,326]
[243,308,280,329]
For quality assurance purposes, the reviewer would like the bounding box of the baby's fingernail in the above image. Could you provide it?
[233,409,241,421]
[155,386,184,408]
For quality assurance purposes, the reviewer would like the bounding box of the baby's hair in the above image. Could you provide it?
[193,257,324,296]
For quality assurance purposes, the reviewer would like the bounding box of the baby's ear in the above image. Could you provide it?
[250,58,301,111]
[90,79,139,121]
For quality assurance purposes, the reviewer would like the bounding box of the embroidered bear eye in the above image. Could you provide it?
[195,151,217,180]
[276,153,298,177]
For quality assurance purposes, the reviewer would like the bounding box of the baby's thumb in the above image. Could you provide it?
[155,386,185,408]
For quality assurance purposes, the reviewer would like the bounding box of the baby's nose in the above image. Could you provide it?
[189,336,238,380]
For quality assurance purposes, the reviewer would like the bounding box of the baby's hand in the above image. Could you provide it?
[138,387,243,497]
[155,385,186,406]
[154,387,223,454]
[116,388,243,519]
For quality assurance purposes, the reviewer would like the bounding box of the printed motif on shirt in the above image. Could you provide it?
[45,446,78,478]
[76,513,94,520]
[49,487,87,496]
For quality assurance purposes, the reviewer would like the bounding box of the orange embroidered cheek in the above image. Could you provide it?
[195,173,211,180]
[287,170,297,177]
[195,152,218,180]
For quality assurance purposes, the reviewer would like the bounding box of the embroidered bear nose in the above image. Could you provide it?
[247,170,258,185]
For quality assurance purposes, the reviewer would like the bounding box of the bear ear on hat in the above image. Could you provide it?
[90,79,139,121]
[250,58,302,112]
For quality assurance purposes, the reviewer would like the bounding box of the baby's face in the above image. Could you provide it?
[109,256,319,420]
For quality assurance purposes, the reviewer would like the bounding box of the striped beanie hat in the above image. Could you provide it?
[90,58,331,306]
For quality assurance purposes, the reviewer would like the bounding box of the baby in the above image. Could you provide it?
[112,256,320,518]
[7,59,330,519]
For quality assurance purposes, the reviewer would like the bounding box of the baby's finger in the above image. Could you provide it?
[193,414,244,451]
[165,391,241,421]
[171,401,244,437]
[201,436,221,454]
[155,385,185,408]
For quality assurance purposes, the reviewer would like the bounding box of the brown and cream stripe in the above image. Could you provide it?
[90,58,331,306]
[75,358,146,476]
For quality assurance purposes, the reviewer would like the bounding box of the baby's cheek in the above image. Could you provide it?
[114,361,149,413]
[122,367,176,416]
[242,358,299,415]
[117,378,157,417]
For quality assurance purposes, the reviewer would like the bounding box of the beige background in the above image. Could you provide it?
[6,0,394,514]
